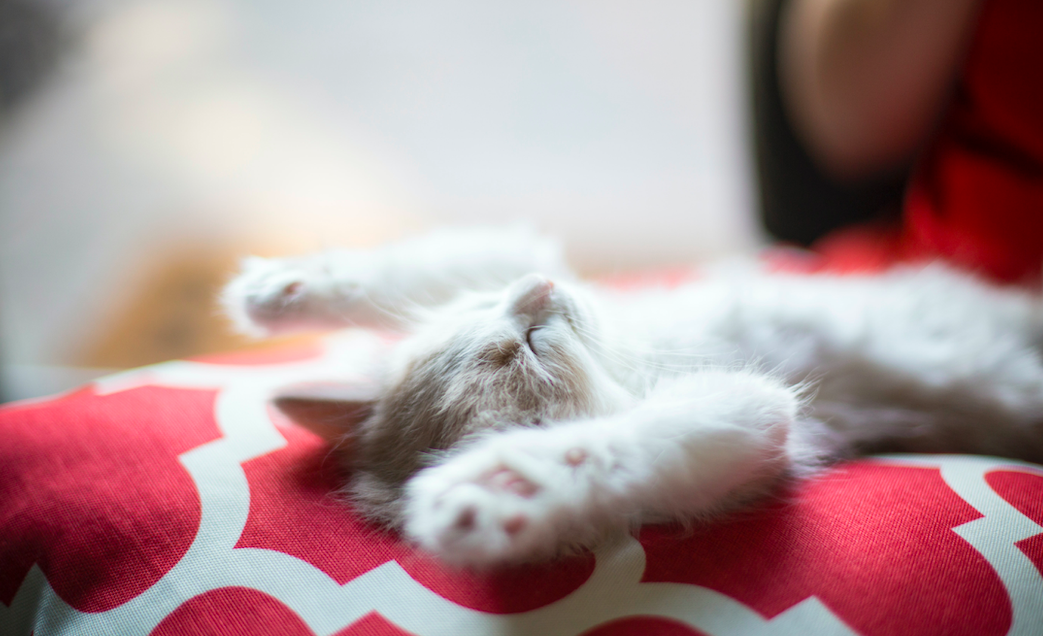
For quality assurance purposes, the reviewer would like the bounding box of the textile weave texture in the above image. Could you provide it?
[1,332,1042,635]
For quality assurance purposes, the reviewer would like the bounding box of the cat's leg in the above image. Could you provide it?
[403,370,807,565]
[223,226,571,334]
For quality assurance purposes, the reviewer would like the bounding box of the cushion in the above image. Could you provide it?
[2,330,1042,636]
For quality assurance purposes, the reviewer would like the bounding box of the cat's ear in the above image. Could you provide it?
[272,381,380,446]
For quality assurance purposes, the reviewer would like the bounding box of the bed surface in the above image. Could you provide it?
[2,328,1041,636]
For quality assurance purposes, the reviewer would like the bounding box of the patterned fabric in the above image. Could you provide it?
[1,331,1042,636]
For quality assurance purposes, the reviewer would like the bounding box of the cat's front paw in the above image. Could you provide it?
[222,256,360,335]
[403,432,598,566]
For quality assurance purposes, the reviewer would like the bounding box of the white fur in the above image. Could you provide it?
[404,372,796,565]
[224,227,1043,566]
[223,226,570,334]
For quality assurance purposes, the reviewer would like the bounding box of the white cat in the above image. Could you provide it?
[223,226,1043,566]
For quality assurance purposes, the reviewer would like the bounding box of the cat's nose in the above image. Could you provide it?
[508,274,555,319]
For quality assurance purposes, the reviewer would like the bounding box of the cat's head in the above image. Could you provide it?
[276,274,628,525]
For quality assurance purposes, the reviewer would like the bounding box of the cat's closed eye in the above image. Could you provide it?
[525,326,543,353]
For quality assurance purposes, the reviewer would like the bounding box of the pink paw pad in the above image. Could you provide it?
[485,467,539,498]
[281,281,304,297]
[503,514,528,535]
[564,448,587,466]
[453,507,477,531]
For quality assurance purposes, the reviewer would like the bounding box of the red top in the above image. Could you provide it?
[803,0,1043,280]
[902,0,1043,282]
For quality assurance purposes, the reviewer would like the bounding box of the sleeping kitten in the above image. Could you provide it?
[223,226,1043,566]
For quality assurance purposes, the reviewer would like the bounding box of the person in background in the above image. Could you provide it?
[762,0,1043,283]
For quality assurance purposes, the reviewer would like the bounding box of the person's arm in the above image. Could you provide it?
[778,0,983,179]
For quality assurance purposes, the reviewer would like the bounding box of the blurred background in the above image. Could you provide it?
[0,0,767,401]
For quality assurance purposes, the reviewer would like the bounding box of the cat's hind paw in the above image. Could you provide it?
[403,431,600,566]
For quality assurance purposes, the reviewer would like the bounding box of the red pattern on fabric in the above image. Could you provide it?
[639,462,1011,636]
[985,470,1043,576]
[580,617,707,636]
[1,342,1040,633]
[150,587,315,636]
[0,386,220,612]
[902,0,1043,283]
[236,417,596,613]
[334,612,419,636]
[398,553,595,615]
